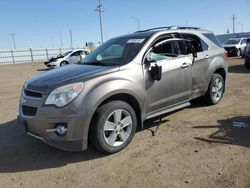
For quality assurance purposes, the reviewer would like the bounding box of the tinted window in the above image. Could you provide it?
[71,51,82,56]
[203,33,222,47]
[148,38,177,62]
[223,39,240,45]
[181,33,207,52]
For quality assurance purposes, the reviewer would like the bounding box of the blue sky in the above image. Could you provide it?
[0,0,249,49]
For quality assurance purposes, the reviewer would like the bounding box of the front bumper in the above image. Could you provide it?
[18,90,89,151]
[44,61,59,68]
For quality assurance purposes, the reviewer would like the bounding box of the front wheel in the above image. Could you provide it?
[60,61,68,66]
[204,74,225,105]
[90,101,137,154]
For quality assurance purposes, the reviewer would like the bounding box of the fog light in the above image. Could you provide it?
[56,125,67,135]
[46,124,67,135]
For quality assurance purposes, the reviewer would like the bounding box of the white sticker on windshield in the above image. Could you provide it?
[127,39,145,43]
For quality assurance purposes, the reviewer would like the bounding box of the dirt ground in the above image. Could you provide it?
[0,58,249,188]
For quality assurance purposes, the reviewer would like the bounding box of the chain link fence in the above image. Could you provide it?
[0,48,76,65]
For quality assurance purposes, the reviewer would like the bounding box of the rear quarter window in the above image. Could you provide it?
[203,33,222,47]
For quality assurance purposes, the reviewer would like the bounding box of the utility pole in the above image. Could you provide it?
[231,14,237,34]
[60,31,63,47]
[69,29,73,48]
[11,33,16,49]
[131,16,140,31]
[95,0,104,44]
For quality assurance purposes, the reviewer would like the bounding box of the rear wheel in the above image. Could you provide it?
[60,61,68,66]
[90,101,137,154]
[245,61,250,69]
[204,74,225,105]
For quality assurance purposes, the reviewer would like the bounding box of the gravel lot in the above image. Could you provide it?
[0,58,249,188]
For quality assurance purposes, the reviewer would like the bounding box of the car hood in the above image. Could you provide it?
[25,64,120,94]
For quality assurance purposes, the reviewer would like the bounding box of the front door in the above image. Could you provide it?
[144,39,192,114]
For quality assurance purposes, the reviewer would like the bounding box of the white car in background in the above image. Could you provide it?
[44,49,90,68]
[222,38,247,57]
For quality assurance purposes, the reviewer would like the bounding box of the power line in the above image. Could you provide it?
[95,0,104,44]
[131,16,140,31]
[231,14,237,34]
[60,31,63,47]
[11,33,16,49]
[69,29,73,48]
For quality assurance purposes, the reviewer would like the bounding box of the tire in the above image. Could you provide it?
[60,61,68,66]
[203,73,225,105]
[245,62,250,69]
[90,101,137,154]
[237,49,241,57]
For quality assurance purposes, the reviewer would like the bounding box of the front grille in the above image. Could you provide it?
[24,89,42,98]
[22,105,38,116]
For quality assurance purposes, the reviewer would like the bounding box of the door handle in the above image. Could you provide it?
[180,63,190,69]
[205,55,210,59]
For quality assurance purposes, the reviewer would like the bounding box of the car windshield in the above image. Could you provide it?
[223,39,240,45]
[62,51,73,57]
[81,36,149,66]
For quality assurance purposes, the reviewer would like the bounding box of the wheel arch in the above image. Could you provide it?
[88,92,143,134]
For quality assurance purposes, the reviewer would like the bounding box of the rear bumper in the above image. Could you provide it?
[224,47,238,56]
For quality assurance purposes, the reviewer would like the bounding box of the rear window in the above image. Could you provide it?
[203,33,222,47]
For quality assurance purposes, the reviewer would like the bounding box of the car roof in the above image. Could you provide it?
[113,26,213,39]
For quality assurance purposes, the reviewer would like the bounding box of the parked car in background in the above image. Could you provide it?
[19,26,227,153]
[241,38,250,58]
[245,45,250,69]
[44,49,90,68]
[222,38,247,57]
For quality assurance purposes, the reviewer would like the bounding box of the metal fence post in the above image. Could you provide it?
[11,50,15,64]
[30,48,33,62]
[59,48,62,54]
[45,48,49,60]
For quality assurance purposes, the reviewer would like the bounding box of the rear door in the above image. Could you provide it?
[181,33,210,96]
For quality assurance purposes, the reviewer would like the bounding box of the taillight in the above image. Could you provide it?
[224,51,228,58]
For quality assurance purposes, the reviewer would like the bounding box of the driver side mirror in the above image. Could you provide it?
[145,52,162,81]
[150,63,162,81]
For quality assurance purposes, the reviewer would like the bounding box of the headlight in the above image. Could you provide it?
[45,82,84,107]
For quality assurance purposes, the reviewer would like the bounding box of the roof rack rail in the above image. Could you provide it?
[135,25,201,33]
[170,26,201,30]
[135,26,172,33]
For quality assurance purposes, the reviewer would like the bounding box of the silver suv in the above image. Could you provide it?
[18,26,228,153]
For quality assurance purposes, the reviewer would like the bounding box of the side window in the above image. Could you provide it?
[175,41,187,55]
[182,33,208,52]
[150,39,177,62]
[203,33,222,47]
[71,51,81,57]
[201,40,209,51]
[241,39,246,45]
